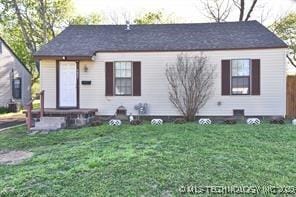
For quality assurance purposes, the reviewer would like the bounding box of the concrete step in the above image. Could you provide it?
[31,125,61,131]
[31,116,66,131]
[40,117,65,123]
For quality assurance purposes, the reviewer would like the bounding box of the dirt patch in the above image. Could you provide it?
[0,151,33,165]
[0,113,26,130]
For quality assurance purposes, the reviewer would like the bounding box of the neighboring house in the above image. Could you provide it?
[34,21,288,117]
[0,37,31,108]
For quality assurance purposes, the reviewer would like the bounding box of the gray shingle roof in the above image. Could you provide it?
[34,21,287,58]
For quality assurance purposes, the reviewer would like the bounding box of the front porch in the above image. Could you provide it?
[30,108,98,130]
[31,108,98,116]
[25,90,98,131]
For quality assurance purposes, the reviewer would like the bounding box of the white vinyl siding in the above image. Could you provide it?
[40,60,56,108]
[40,48,287,116]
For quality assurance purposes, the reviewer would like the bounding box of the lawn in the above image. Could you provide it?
[0,123,295,196]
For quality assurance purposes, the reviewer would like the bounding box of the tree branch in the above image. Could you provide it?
[287,54,296,68]
[239,0,244,21]
[245,0,258,21]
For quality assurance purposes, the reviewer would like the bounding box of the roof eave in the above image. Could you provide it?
[0,37,33,76]
[34,55,93,61]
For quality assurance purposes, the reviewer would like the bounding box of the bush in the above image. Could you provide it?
[224,118,237,124]
[174,118,186,124]
[130,119,143,125]
[270,117,285,124]
[90,120,103,127]
[0,107,9,114]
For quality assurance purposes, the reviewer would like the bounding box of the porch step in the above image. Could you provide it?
[31,117,66,131]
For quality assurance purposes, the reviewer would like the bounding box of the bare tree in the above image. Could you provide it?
[166,54,214,121]
[201,0,260,22]
[232,0,258,21]
[201,0,232,22]
[108,10,133,24]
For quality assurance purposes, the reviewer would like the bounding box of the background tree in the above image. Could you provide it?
[0,0,73,85]
[201,0,259,22]
[232,0,258,21]
[134,11,175,24]
[68,13,102,25]
[0,0,102,92]
[201,0,232,22]
[271,12,296,68]
[134,11,170,24]
[165,54,214,121]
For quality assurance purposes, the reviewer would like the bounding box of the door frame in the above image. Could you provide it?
[56,60,80,109]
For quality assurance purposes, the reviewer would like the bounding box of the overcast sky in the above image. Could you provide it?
[74,0,296,25]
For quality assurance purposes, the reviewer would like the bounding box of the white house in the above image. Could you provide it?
[0,37,31,108]
[34,21,288,118]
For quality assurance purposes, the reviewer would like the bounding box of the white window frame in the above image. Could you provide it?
[231,59,251,95]
[114,61,133,96]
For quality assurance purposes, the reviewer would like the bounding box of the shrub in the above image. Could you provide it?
[224,118,237,124]
[90,120,103,127]
[174,118,186,124]
[0,107,9,114]
[270,117,285,124]
[130,119,143,125]
[166,54,214,121]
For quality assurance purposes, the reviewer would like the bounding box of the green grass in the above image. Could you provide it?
[0,123,296,196]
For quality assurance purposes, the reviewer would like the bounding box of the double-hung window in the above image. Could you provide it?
[231,59,250,95]
[114,62,132,96]
[13,78,22,99]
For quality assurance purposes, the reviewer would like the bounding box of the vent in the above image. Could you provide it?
[125,20,131,31]
[233,109,244,117]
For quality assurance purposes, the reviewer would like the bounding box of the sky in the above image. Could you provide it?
[73,0,296,25]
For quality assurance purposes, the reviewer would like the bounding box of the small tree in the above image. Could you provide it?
[166,54,214,121]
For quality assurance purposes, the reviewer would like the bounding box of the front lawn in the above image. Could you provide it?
[0,124,295,196]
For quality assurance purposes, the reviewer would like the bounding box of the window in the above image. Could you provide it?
[231,59,250,95]
[13,78,22,99]
[114,62,132,95]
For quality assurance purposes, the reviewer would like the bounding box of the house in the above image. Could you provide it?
[34,21,288,118]
[0,37,31,109]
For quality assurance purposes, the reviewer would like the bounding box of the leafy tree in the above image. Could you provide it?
[0,0,73,84]
[69,13,102,25]
[0,0,103,88]
[271,12,296,68]
[134,11,174,24]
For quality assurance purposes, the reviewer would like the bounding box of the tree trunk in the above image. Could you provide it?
[245,0,258,21]
[239,0,244,21]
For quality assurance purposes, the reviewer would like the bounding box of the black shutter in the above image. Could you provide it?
[252,59,260,95]
[221,60,231,95]
[133,62,141,96]
[105,62,114,96]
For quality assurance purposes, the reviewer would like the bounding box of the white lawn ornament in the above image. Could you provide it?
[247,118,261,125]
[151,119,163,125]
[129,115,134,122]
[292,119,296,125]
[198,118,212,125]
[109,119,122,126]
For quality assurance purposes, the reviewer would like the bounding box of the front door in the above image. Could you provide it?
[59,61,78,108]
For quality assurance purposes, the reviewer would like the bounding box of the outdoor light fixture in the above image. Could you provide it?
[84,65,88,72]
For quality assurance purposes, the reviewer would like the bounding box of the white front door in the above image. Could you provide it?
[59,61,77,107]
